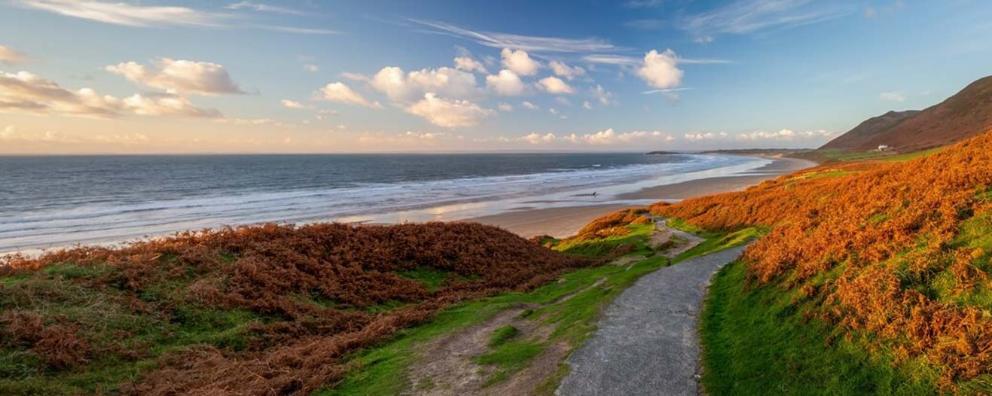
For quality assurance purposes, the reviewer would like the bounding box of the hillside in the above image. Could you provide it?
[0,223,587,394]
[822,75,992,152]
[820,110,919,150]
[652,130,992,391]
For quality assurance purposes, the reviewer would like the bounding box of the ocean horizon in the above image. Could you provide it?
[0,153,770,253]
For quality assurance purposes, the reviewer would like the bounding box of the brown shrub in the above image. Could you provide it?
[653,131,992,389]
[2,221,588,394]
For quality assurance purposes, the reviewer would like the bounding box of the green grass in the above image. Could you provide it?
[322,224,757,395]
[700,260,939,395]
[488,325,520,347]
[397,266,453,292]
[810,147,943,164]
[553,223,654,257]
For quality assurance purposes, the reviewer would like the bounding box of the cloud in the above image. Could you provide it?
[582,54,639,65]
[681,0,852,41]
[405,93,491,128]
[521,101,539,110]
[684,132,727,140]
[592,84,615,106]
[524,132,556,144]
[520,128,675,145]
[537,76,574,95]
[879,91,906,102]
[549,60,584,80]
[412,19,618,53]
[226,1,303,15]
[122,93,221,117]
[16,0,217,27]
[737,129,833,140]
[500,48,540,76]
[303,63,319,72]
[371,66,479,102]
[106,58,244,95]
[638,49,683,89]
[318,82,378,107]
[16,0,334,34]
[0,70,218,118]
[454,56,488,73]
[0,45,27,65]
[281,99,307,109]
[497,103,513,112]
[485,70,525,96]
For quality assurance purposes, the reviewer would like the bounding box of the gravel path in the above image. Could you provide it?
[556,245,748,396]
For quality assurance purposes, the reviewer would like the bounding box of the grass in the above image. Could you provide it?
[323,222,757,395]
[700,260,939,395]
[552,223,654,257]
[809,147,944,164]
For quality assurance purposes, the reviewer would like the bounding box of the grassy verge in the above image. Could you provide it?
[700,260,939,395]
[324,223,758,395]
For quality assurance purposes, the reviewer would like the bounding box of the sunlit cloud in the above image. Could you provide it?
[537,76,575,95]
[638,49,683,89]
[486,70,526,96]
[226,1,304,15]
[405,93,492,128]
[106,58,245,96]
[318,82,379,108]
[16,0,218,27]
[0,45,27,65]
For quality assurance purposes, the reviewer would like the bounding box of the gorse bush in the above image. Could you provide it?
[0,222,587,395]
[653,131,992,390]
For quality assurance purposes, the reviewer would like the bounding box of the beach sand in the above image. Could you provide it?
[467,156,815,238]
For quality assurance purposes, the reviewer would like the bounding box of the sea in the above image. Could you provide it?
[0,153,771,253]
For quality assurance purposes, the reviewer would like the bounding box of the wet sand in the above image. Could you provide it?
[468,156,815,238]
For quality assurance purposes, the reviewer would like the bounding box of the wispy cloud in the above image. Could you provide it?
[16,0,219,27]
[411,19,619,53]
[681,0,853,41]
[0,45,27,65]
[584,54,730,65]
[14,0,335,35]
[226,1,304,16]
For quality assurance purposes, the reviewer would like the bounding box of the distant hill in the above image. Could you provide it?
[821,75,992,152]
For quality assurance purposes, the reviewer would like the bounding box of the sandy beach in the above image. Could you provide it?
[468,156,815,238]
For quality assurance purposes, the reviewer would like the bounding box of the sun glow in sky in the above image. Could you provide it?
[1,0,991,154]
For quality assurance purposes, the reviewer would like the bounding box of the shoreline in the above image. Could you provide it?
[2,155,815,257]
[466,156,815,238]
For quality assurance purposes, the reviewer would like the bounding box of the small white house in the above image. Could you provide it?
[877,144,891,152]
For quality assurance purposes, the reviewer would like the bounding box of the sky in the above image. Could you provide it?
[1,0,991,154]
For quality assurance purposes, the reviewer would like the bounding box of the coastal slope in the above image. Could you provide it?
[821,75,992,152]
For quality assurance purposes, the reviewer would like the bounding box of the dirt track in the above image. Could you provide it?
[556,245,748,396]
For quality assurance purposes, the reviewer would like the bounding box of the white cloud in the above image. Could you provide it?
[16,0,217,27]
[281,99,307,109]
[318,82,378,107]
[537,76,574,95]
[0,45,26,65]
[684,132,727,141]
[303,64,319,72]
[583,101,592,110]
[592,84,615,106]
[122,93,220,117]
[519,129,675,145]
[411,19,617,53]
[497,103,513,112]
[737,129,833,140]
[226,1,303,15]
[0,70,218,118]
[371,66,478,102]
[501,48,540,76]
[549,60,584,80]
[682,0,852,41]
[454,56,488,73]
[523,132,556,144]
[583,54,639,65]
[16,0,333,34]
[521,101,539,110]
[485,69,526,96]
[638,49,683,89]
[405,93,491,128]
[106,58,244,95]
[879,91,905,102]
